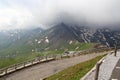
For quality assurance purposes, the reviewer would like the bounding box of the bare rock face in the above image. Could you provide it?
[48,23,120,47]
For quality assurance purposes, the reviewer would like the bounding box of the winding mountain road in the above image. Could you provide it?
[0,53,106,80]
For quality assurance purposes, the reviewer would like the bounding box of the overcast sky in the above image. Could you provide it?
[0,0,120,30]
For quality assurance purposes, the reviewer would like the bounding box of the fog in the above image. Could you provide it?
[0,0,120,30]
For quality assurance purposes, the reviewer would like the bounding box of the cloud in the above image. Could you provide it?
[0,0,120,30]
[0,8,34,29]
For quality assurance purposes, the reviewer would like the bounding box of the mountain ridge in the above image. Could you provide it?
[0,23,120,58]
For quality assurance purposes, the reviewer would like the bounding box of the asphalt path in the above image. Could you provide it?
[0,53,105,80]
[110,59,120,80]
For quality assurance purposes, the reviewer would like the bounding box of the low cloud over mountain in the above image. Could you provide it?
[0,0,120,30]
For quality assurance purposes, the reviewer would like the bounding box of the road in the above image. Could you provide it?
[110,59,120,80]
[0,53,105,80]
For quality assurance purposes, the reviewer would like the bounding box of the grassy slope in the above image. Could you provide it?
[0,53,40,68]
[66,42,95,51]
[45,54,106,80]
[0,42,95,68]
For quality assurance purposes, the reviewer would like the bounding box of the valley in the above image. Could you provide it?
[0,0,120,80]
[0,23,120,69]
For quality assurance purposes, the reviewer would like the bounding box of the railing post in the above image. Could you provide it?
[5,68,7,74]
[24,62,26,67]
[55,55,58,60]
[38,57,41,62]
[46,56,47,60]
[114,45,117,57]
[73,53,75,57]
[0,69,2,74]
[114,41,118,57]
[95,61,102,80]
[66,53,68,58]
[53,55,55,59]
[72,53,74,57]
[31,60,34,65]
[78,52,80,56]
[14,64,17,70]
[95,63,99,80]
[61,54,62,59]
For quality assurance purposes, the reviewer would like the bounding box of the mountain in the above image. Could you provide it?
[0,28,44,57]
[0,23,120,58]
[44,23,120,47]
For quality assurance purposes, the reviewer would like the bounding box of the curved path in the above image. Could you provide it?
[0,53,106,80]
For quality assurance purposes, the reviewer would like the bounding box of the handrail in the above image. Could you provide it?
[0,48,110,77]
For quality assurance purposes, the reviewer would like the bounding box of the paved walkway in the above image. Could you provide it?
[82,51,120,80]
[0,53,105,80]
[110,59,120,80]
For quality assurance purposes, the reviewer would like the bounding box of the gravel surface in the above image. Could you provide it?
[83,51,120,80]
[0,53,105,80]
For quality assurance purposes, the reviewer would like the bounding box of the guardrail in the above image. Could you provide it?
[0,48,110,77]
[0,55,55,77]
[0,53,81,77]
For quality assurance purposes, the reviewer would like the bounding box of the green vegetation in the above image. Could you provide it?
[0,42,95,69]
[0,53,40,68]
[65,42,95,51]
[45,54,106,80]
[0,50,62,68]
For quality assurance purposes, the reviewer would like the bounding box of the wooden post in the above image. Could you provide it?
[61,54,62,59]
[95,63,100,80]
[55,55,58,60]
[46,56,47,60]
[73,53,75,57]
[31,60,34,65]
[53,55,55,59]
[114,41,118,57]
[66,53,68,58]
[95,61,103,80]
[38,57,41,62]
[14,64,17,70]
[5,68,7,74]
[24,62,26,67]
[60,55,62,59]
[114,47,117,57]
[0,69,2,74]
[41,56,43,61]
[72,53,74,57]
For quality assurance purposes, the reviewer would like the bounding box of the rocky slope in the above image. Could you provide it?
[0,23,119,57]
